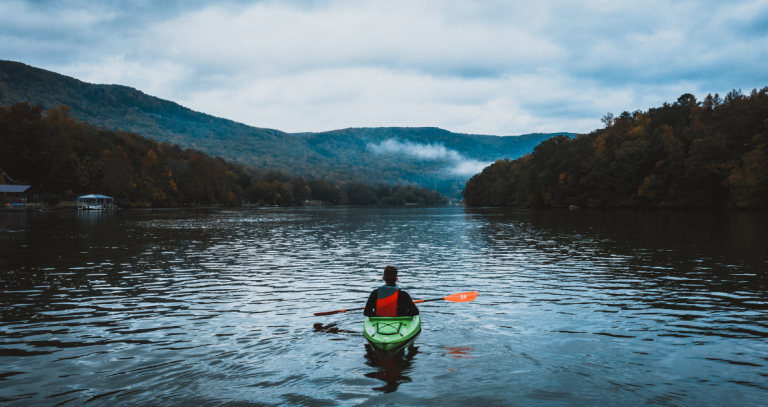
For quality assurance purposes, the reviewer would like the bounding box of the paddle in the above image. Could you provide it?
[313,291,478,316]
[413,291,478,304]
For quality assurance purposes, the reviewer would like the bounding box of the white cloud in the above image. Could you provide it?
[368,139,491,175]
[1,0,767,135]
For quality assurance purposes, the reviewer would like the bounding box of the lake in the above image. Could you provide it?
[1,207,767,406]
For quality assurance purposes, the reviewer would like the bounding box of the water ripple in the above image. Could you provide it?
[1,207,767,405]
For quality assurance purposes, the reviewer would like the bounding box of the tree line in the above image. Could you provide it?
[0,103,449,207]
[242,170,448,206]
[462,89,768,209]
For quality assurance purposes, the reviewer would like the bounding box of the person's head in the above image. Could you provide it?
[383,266,398,284]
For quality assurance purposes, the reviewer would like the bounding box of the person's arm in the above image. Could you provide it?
[398,290,420,316]
[363,290,377,317]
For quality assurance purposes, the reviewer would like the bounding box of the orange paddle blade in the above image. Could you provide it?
[443,291,478,302]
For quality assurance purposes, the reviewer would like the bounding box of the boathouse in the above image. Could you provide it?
[77,194,114,210]
[0,185,36,210]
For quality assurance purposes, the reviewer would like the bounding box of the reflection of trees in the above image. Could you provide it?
[363,343,420,393]
[465,207,768,316]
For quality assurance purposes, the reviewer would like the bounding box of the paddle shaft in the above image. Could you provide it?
[313,306,365,316]
[316,297,442,315]
[313,291,477,316]
[413,298,444,304]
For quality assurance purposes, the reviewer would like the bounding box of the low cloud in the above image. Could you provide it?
[368,139,490,175]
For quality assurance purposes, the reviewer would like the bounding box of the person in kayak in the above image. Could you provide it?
[364,266,420,317]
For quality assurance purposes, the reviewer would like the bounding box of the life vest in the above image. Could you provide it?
[376,285,400,317]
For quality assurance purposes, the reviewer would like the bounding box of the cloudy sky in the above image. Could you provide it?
[2,0,767,135]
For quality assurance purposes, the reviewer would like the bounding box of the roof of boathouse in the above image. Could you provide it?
[77,194,113,199]
[0,185,32,193]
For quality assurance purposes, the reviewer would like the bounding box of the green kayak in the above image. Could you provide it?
[363,315,421,351]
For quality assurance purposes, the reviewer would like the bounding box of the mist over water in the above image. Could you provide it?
[1,207,767,406]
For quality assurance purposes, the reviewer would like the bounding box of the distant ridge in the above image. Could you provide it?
[0,60,573,197]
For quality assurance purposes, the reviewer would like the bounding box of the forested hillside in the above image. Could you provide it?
[0,103,449,207]
[0,103,247,207]
[0,60,568,198]
[463,90,768,209]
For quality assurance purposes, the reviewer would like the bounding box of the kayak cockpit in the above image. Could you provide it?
[364,315,421,351]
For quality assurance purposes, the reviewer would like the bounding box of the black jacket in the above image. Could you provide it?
[363,285,420,317]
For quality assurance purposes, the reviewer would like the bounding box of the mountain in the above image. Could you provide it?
[1,101,452,208]
[0,60,572,197]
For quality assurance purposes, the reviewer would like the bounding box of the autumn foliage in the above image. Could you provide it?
[462,89,768,209]
[0,103,247,207]
[0,103,450,207]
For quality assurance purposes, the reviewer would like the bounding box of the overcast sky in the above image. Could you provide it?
[2,0,767,135]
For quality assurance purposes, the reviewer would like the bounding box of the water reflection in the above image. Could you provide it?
[313,322,356,339]
[1,207,767,405]
[363,344,420,393]
[443,346,473,359]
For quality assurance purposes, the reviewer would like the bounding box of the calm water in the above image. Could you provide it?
[1,207,767,406]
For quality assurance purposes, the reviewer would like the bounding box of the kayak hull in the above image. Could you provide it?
[363,316,421,351]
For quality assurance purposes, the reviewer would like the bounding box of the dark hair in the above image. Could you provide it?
[383,266,398,284]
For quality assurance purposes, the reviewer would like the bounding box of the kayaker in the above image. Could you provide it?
[364,266,419,317]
